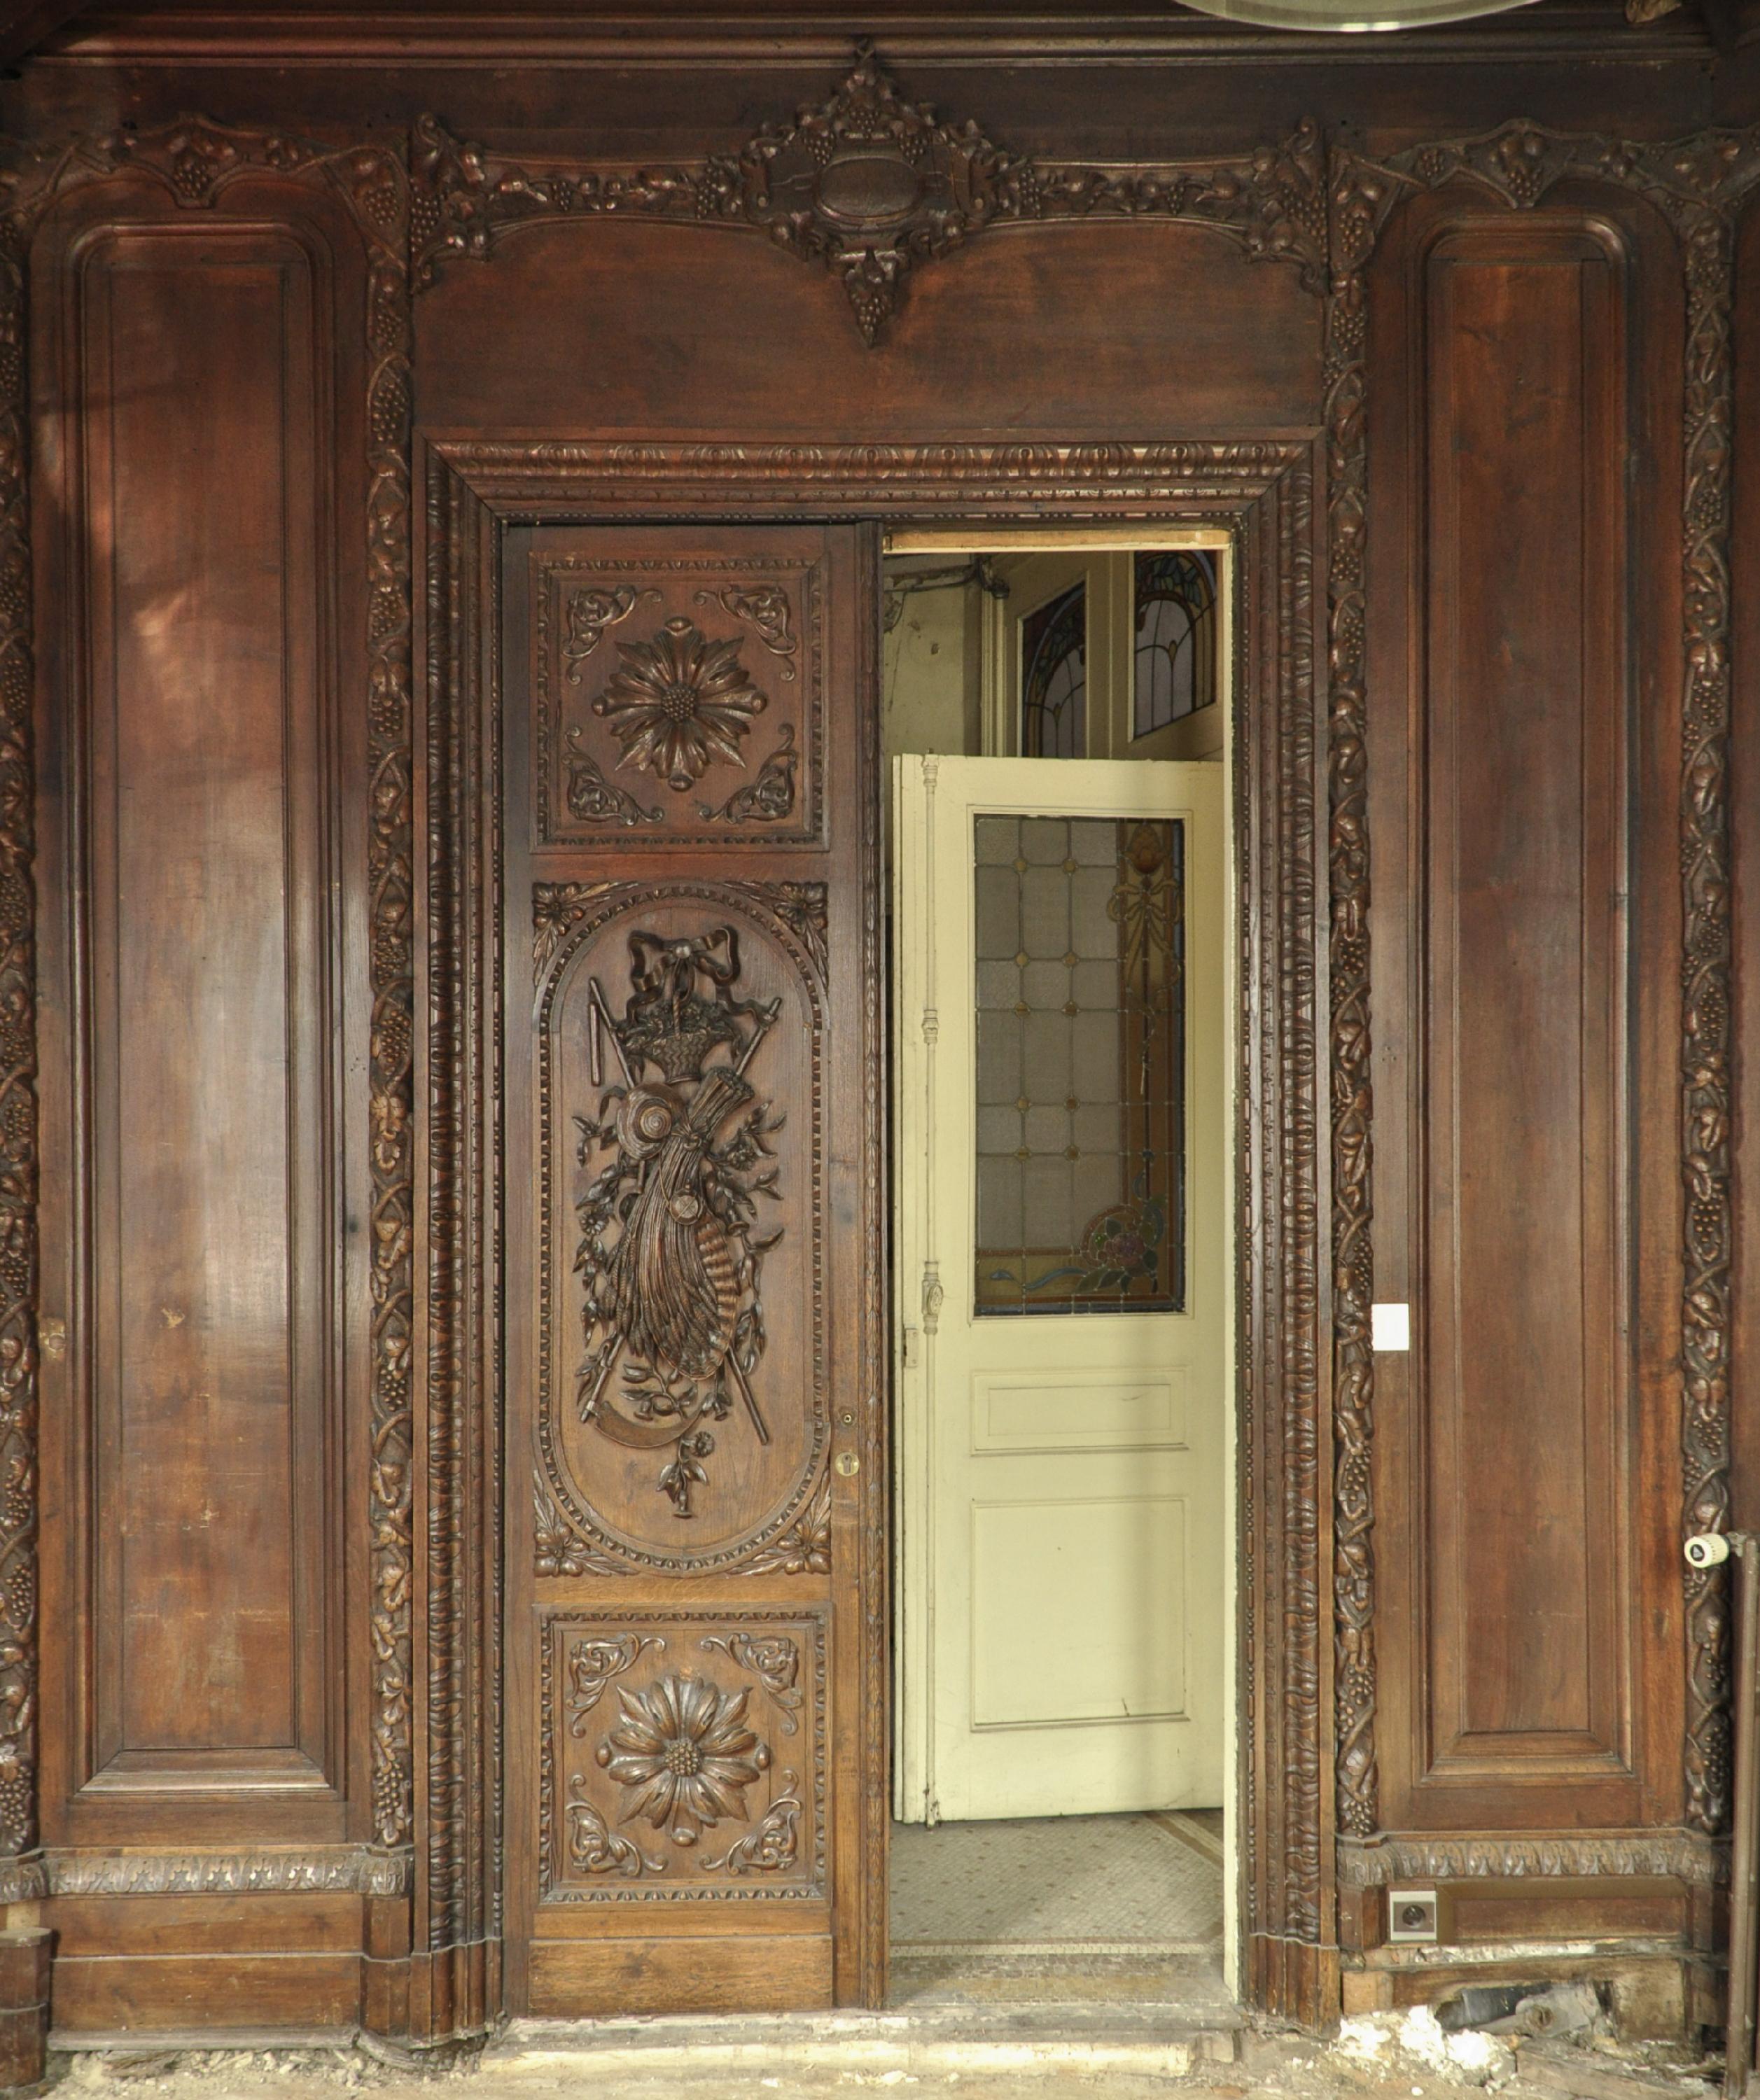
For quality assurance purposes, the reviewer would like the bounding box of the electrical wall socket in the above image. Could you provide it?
[1386,1887,1439,1943]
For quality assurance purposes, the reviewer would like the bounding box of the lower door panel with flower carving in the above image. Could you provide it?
[500,524,881,2015]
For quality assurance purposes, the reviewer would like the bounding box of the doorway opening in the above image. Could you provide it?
[884,528,1238,2017]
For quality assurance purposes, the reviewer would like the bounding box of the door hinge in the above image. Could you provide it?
[902,1324,920,1370]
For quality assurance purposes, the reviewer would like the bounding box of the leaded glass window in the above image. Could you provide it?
[1019,582,1087,757]
[974,814,1187,1315]
[1133,551,1217,738]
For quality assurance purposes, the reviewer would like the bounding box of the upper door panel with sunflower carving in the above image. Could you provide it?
[529,529,829,849]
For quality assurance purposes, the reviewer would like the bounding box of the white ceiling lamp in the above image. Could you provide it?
[1173,0,1541,30]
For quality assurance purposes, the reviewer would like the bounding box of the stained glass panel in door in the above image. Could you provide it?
[973,814,1186,1314]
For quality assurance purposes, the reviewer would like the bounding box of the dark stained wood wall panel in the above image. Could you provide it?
[1368,195,1686,1837]
[88,234,328,1776]
[414,219,1321,440]
[34,179,371,1854]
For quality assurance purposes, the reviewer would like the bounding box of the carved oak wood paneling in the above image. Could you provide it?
[498,517,868,2017]
[539,1610,827,1903]
[1361,177,1689,1844]
[12,120,419,2041]
[30,167,378,1839]
[533,552,824,847]
[421,442,1323,2016]
[410,46,1325,343]
[533,881,827,1569]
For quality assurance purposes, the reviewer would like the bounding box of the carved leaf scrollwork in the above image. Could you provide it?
[701,1630,803,1735]
[695,584,799,678]
[564,584,659,680]
[566,1774,664,1878]
[566,1632,662,1734]
[697,724,798,825]
[704,1789,802,1875]
[410,52,1327,344]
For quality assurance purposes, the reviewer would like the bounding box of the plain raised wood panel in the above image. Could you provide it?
[1423,227,1628,1772]
[1367,190,1686,1836]
[33,182,371,1842]
[413,218,1321,440]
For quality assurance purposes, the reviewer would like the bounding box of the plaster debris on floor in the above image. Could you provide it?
[36,2010,1725,2100]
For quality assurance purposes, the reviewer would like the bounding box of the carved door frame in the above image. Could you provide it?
[419,433,1332,2019]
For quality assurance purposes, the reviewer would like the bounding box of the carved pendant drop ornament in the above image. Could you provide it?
[573,926,786,1518]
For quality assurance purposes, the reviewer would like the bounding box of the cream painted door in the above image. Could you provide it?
[893,755,1226,1823]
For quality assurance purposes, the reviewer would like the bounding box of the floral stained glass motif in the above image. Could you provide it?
[1133,551,1217,739]
[974,815,1187,1315]
[1019,582,1087,758]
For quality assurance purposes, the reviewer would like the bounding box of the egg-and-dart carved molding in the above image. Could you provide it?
[409,43,1327,342]
[1336,1830,1726,1891]
[531,880,828,1576]
[1325,117,1760,1863]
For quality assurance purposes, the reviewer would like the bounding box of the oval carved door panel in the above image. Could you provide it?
[534,881,827,1570]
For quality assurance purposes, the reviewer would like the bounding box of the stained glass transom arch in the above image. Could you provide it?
[1019,582,1087,758]
[1133,551,1217,739]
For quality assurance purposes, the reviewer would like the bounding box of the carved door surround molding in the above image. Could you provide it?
[423,432,1327,2016]
[0,61,1745,2042]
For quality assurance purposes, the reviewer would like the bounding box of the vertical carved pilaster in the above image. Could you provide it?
[1324,153,1399,1850]
[0,209,40,1877]
[1678,201,1735,1837]
[361,176,417,1866]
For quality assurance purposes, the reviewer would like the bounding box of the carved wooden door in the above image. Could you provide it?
[892,755,1227,1824]
[502,524,881,2015]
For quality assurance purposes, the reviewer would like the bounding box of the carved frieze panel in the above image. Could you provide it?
[539,1608,827,1903]
[412,48,1327,344]
[533,881,827,1572]
[533,552,824,850]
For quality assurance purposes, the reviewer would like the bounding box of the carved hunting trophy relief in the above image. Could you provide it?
[533,547,824,848]
[575,925,784,1518]
[536,883,827,1572]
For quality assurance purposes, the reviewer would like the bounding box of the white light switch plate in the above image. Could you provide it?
[1371,1302,1411,1352]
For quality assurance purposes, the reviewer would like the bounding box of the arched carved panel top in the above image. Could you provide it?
[533,880,827,1574]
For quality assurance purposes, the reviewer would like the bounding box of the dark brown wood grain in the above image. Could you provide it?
[1364,186,1687,1840]
[0,11,1749,2054]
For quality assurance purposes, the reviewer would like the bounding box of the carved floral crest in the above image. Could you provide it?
[592,616,768,792]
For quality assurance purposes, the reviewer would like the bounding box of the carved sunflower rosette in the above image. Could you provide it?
[533,545,824,848]
[541,1609,827,1902]
[535,881,827,1574]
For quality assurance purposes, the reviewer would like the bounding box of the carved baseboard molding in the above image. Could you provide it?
[1338,1830,1725,1889]
[32,1846,414,1898]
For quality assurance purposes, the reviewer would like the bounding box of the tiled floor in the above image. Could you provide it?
[888,1810,1229,2009]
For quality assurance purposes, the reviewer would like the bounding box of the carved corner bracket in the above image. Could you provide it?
[409,46,1326,343]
